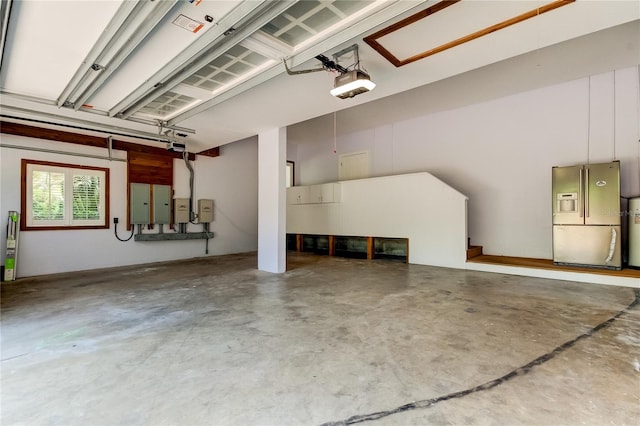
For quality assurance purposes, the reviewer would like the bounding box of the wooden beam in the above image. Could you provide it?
[1,121,105,147]
[1,121,196,160]
[197,146,220,158]
[296,234,303,252]
[405,238,409,264]
[367,236,374,260]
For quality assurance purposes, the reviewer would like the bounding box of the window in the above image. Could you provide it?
[22,160,109,230]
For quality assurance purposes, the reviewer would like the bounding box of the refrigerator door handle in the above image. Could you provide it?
[605,227,617,264]
[579,167,584,218]
[584,167,589,218]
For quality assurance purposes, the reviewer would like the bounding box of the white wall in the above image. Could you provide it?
[257,128,286,273]
[288,66,640,260]
[0,134,258,277]
[191,136,258,256]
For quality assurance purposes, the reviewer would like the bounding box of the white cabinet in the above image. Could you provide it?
[287,186,310,204]
[328,183,341,203]
[287,183,341,204]
[309,183,341,203]
[309,184,330,203]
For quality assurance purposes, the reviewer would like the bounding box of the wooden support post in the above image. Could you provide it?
[296,234,303,252]
[328,235,335,256]
[367,236,374,260]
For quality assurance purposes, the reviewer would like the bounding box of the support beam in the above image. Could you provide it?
[367,236,374,260]
[296,234,303,252]
[258,127,286,273]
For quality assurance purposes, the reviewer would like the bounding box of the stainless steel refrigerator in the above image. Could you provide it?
[552,161,621,269]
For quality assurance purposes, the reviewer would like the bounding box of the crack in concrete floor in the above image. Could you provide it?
[323,289,640,425]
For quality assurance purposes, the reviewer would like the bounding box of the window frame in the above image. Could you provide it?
[21,159,110,231]
[286,160,295,188]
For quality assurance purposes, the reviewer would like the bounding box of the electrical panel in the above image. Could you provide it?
[153,185,171,224]
[130,183,150,225]
[198,199,214,222]
[174,198,190,223]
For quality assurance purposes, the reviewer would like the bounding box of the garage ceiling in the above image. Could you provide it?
[0,0,638,153]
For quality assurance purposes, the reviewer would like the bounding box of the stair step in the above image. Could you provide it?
[466,245,483,260]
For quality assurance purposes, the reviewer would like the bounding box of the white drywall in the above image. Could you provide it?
[194,136,258,256]
[0,134,258,277]
[258,128,286,273]
[288,66,640,261]
[287,173,469,269]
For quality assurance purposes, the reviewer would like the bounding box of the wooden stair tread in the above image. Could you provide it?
[468,254,640,278]
[466,245,483,260]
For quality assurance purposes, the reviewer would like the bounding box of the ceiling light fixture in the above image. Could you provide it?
[330,69,376,99]
[283,43,375,99]
[329,44,375,99]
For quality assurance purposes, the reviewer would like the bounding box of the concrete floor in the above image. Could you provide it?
[1,252,639,426]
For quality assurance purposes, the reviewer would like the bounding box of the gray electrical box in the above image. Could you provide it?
[153,184,171,225]
[198,199,214,223]
[174,198,190,223]
[130,183,150,225]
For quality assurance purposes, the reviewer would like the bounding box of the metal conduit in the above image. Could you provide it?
[2,93,195,135]
[0,105,193,142]
[0,143,127,162]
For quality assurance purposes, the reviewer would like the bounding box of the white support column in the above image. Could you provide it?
[258,127,286,273]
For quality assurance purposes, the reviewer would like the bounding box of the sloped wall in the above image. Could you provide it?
[287,173,468,268]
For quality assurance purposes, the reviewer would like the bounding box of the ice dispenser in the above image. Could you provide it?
[557,193,578,213]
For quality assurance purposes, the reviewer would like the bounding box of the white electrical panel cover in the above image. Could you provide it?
[198,199,214,222]
[174,198,190,223]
